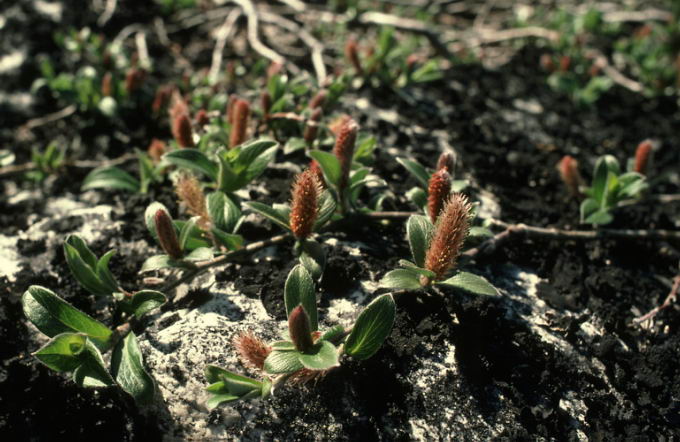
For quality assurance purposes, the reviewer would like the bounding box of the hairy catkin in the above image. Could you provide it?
[424,194,471,280]
[289,169,322,239]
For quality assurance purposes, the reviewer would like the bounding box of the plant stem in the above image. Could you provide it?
[160,233,291,293]
[632,275,680,325]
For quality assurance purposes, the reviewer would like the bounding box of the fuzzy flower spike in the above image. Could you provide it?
[424,193,472,281]
[427,169,452,223]
[289,169,322,240]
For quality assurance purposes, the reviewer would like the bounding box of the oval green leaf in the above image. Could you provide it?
[344,294,396,360]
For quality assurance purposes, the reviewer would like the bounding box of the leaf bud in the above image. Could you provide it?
[289,305,314,353]
[154,209,183,259]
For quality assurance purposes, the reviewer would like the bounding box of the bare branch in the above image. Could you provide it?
[209,9,242,84]
[632,275,680,325]
[234,0,285,64]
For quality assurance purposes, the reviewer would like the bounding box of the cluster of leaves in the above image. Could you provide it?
[580,155,648,225]
[527,6,680,105]
[32,27,150,116]
[205,265,396,409]
[22,236,166,404]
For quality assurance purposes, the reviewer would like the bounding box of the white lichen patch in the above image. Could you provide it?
[0,234,22,280]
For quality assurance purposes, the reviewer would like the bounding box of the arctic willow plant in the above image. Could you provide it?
[246,168,336,279]
[308,118,382,213]
[204,265,396,409]
[22,235,164,404]
[398,151,468,214]
[141,184,244,272]
[380,194,497,296]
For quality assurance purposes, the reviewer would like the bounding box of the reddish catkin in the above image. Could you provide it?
[267,61,283,79]
[152,84,173,114]
[436,152,455,173]
[125,68,145,94]
[101,72,113,97]
[195,109,209,127]
[261,91,272,121]
[169,92,189,122]
[175,174,209,229]
[303,108,323,146]
[230,99,250,148]
[232,331,272,370]
[154,209,183,259]
[309,89,327,110]
[328,114,351,136]
[147,139,166,164]
[345,38,363,75]
[559,55,571,72]
[226,93,240,125]
[633,140,652,175]
[539,54,555,72]
[557,155,582,197]
[172,113,195,148]
[428,169,452,223]
[289,169,322,239]
[424,194,471,281]
[333,118,359,192]
[289,306,314,353]
[310,160,325,188]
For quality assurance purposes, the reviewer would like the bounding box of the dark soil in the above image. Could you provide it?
[2,0,680,440]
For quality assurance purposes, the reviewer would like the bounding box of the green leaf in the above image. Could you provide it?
[204,366,266,410]
[406,187,427,210]
[320,325,346,343]
[398,260,436,278]
[184,247,213,261]
[451,179,468,192]
[380,269,423,289]
[34,332,87,372]
[591,155,619,203]
[128,290,166,318]
[580,198,600,223]
[284,137,307,154]
[65,235,97,268]
[396,157,430,188]
[216,154,238,192]
[22,286,112,349]
[345,294,396,360]
[313,190,337,231]
[206,191,241,233]
[299,240,325,281]
[244,201,291,231]
[298,341,339,370]
[353,136,377,166]
[284,265,318,331]
[111,332,155,404]
[468,226,494,239]
[72,339,115,387]
[407,215,434,268]
[437,271,498,296]
[309,150,341,187]
[82,166,140,192]
[179,217,199,251]
[162,149,218,180]
[63,242,110,296]
[263,349,304,374]
[140,254,187,272]
[242,145,278,185]
[144,202,171,242]
[271,341,296,351]
[584,209,613,225]
[95,250,120,294]
[211,227,244,251]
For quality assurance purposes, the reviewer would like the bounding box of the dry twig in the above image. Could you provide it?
[632,275,680,325]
